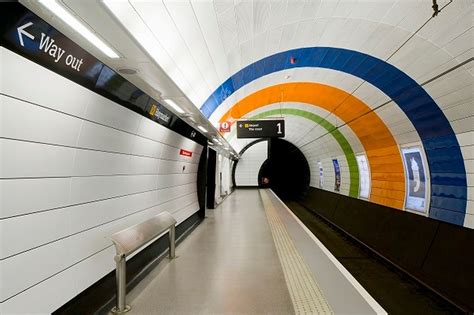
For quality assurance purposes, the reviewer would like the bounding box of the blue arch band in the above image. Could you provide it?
[201,47,467,226]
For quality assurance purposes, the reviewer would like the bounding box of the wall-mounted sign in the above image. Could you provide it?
[0,3,208,146]
[219,121,231,132]
[179,149,193,157]
[318,161,323,189]
[356,154,370,199]
[402,146,428,212]
[1,7,101,82]
[155,107,171,124]
[149,104,158,116]
[237,119,284,138]
[332,159,341,192]
[146,102,173,126]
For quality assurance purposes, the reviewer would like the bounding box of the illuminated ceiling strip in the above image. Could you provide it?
[202,47,467,224]
[220,82,405,210]
[39,0,119,58]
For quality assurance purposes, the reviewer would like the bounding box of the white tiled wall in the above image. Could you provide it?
[235,140,268,186]
[0,48,203,314]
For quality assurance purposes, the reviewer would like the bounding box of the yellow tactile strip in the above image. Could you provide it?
[260,190,334,315]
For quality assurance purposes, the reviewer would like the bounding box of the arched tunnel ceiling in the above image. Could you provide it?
[36,0,472,227]
[104,0,472,109]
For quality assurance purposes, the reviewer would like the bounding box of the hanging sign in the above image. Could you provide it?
[237,119,284,138]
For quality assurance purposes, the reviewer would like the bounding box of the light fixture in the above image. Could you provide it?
[163,99,185,114]
[118,67,138,75]
[197,126,207,133]
[39,0,119,58]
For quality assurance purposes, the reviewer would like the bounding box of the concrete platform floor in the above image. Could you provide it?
[123,189,384,314]
[125,189,293,314]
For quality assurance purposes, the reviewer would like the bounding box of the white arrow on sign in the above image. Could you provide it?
[17,22,35,47]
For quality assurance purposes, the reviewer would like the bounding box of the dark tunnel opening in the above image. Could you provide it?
[258,139,310,200]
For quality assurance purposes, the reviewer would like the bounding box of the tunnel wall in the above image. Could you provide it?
[210,55,473,228]
[201,0,472,228]
[0,47,203,313]
[234,140,268,186]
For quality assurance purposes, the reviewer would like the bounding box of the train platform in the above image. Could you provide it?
[121,189,385,315]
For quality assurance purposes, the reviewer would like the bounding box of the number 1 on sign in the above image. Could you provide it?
[277,122,282,134]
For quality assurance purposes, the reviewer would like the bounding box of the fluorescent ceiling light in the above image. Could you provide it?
[197,126,207,133]
[163,99,185,114]
[39,0,119,58]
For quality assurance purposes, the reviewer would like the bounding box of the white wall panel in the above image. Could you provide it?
[0,183,197,259]
[235,140,268,186]
[0,48,202,312]
[1,178,71,218]
[1,191,198,302]
[1,95,83,146]
[84,95,141,134]
[1,139,75,178]
[73,149,132,176]
[1,49,89,117]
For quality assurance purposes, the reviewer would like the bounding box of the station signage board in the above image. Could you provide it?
[219,121,231,133]
[179,149,193,157]
[236,119,285,139]
[0,4,103,87]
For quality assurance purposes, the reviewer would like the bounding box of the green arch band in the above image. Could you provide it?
[227,108,359,197]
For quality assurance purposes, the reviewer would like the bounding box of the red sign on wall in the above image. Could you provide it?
[179,149,193,157]
[219,121,231,132]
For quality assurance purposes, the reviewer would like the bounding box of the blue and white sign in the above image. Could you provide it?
[332,159,341,192]
[402,147,428,212]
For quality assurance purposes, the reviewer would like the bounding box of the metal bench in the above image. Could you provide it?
[110,212,177,313]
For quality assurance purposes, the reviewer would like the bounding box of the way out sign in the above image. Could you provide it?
[18,22,85,71]
[1,3,101,83]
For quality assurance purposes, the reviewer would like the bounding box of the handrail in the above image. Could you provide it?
[110,212,177,314]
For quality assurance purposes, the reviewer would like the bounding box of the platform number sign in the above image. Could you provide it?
[237,119,285,138]
[276,122,283,135]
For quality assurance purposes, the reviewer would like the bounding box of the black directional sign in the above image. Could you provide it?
[0,2,207,146]
[237,119,285,138]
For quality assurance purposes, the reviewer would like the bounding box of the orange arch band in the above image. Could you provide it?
[220,82,405,209]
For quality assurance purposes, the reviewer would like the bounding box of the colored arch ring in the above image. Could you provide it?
[220,82,405,209]
[227,108,360,197]
[202,47,467,225]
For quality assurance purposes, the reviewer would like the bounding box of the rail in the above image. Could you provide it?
[110,212,177,313]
